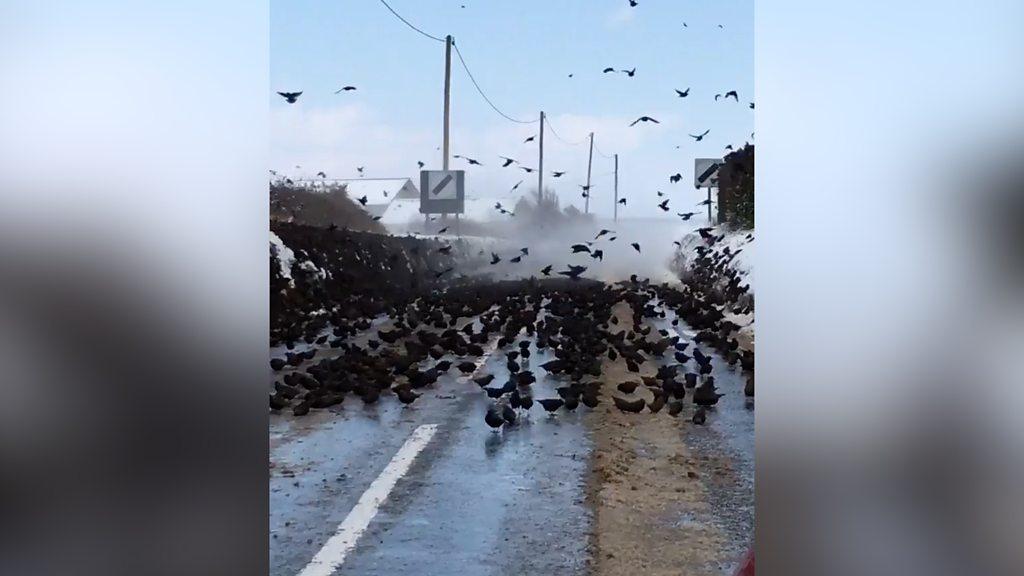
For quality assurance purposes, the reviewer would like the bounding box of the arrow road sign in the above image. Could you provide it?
[431,173,454,196]
[420,170,465,214]
[694,158,723,188]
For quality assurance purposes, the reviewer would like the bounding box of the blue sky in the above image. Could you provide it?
[271,0,753,218]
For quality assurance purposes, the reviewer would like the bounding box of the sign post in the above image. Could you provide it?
[419,170,466,217]
[694,158,723,225]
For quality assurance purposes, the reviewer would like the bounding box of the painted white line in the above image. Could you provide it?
[297,424,439,576]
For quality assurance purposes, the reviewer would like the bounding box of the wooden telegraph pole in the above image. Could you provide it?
[537,111,545,203]
[585,132,594,214]
[613,153,619,222]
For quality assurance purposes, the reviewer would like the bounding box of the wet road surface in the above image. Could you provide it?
[270,295,753,576]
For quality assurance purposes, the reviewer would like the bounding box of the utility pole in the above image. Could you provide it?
[537,110,545,204]
[613,153,619,222]
[584,132,594,214]
[707,186,713,225]
[442,35,452,171]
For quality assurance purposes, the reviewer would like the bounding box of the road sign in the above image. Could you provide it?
[694,158,723,188]
[419,170,465,214]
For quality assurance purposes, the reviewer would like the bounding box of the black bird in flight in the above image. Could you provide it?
[454,154,482,166]
[749,102,755,109]
[571,244,592,254]
[678,211,698,220]
[552,171,566,178]
[724,90,739,101]
[317,171,326,178]
[623,67,636,77]
[618,198,627,205]
[670,173,682,183]
[524,135,536,143]
[540,264,553,276]
[511,180,523,191]
[715,94,723,101]
[520,247,529,255]
[500,156,516,167]
[602,67,616,73]
[437,226,449,233]
[690,129,710,142]
[629,0,638,7]
[591,249,604,261]
[357,166,365,175]
[595,229,611,239]
[579,184,592,192]
[725,145,734,151]
[490,252,501,265]
[509,255,523,263]
[356,195,368,206]
[697,199,713,206]
[657,191,664,197]
[520,166,535,173]
[559,265,587,280]
[417,161,425,168]
[629,116,660,127]
[277,91,301,103]
[658,199,670,211]
[631,242,641,253]
[675,88,690,97]
[334,86,357,93]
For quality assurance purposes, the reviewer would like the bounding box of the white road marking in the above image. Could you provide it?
[297,424,439,576]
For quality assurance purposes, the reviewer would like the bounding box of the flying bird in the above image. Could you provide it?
[559,265,587,280]
[658,199,670,211]
[678,212,698,220]
[437,226,449,234]
[689,130,710,142]
[357,166,365,175]
[749,102,755,109]
[334,86,357,93]
[675,88,690,97]
[595,229,611,239]
[623,67,636,77]
[571,244,592,254]
[500,156,516,167]
[618,198,627,205]
[316,171,326,178]
[724,90,739,101]
[552,171,566,178]
[524,135,536,143]
[602,67,616,73]
[540,264,553,276]
[670,173,683,183]
[629,116,660,127]
[631,242,641,253]
[509,255,523,263]
[520,166,535,173]
[417,161,425,168]
[490,253,501,265]
[356,195,368,206]
[454,154,482,166]
[629,0,638,7]
[511,180,523,191]
[697,199,713,206]
[277,91,301,103]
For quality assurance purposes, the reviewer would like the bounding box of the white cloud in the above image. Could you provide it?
[606,5,636,28]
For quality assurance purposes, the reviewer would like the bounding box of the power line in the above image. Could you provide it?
[543,116,589,146]
[452,42,537,125]
[593,142,615,159]
[378,0,445,43]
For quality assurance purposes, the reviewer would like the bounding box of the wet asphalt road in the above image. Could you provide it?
[270,298,753,576]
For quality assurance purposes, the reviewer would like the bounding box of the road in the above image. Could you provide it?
[270,294,753,576]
